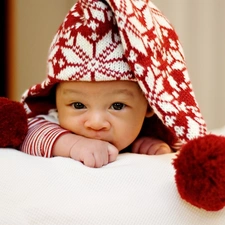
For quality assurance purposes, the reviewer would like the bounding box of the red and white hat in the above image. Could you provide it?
[21,0,207,144]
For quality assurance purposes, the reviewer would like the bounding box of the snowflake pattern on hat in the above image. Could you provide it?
[48,0,135,82]
[22,0,207,143]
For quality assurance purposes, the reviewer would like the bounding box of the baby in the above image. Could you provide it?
[20,0,206,168]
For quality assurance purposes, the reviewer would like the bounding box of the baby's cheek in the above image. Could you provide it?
[58,116,74,131]
[115,134,138,151]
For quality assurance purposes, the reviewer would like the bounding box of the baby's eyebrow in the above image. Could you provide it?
[111,89,135,98]
[62,89,85,96]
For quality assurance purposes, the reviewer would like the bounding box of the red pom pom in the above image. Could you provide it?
[0,97,28,149]
[173,134,225,211]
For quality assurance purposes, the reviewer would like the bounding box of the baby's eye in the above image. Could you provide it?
[72,102,86,109]
[111,102,125,110]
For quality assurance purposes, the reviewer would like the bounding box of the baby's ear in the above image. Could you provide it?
[145,106,154,118]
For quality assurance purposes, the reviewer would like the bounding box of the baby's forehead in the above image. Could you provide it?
[58,80,139,89]
[57,80,144,97]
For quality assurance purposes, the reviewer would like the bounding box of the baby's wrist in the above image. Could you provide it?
[52,132,83,158]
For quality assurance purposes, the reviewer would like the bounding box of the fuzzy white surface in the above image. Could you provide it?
[0,147,225,225]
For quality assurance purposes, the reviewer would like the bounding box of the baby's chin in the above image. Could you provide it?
[114,142,133,152]
[108,137,136,152]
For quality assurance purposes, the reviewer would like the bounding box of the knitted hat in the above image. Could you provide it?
[21,0,207,144]
[21,0,225,211]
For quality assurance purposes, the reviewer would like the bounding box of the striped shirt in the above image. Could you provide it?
[20,117,69,157]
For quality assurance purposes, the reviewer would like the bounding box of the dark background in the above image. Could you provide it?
[1,0,7,97]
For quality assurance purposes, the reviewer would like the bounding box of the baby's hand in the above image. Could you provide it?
[69,137,118,168]
[131,137,172,155]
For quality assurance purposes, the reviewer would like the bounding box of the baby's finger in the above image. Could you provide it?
[93,150,108,168]
[107,144,119,163]
[82,152,96,168]
[132,138,149,154]
[154,145,172,155]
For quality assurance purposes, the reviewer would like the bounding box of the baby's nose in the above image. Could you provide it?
[84,112,110,131]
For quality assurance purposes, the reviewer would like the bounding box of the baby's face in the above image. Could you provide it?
[56,81,153,151]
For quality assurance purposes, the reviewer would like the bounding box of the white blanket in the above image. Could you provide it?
[0,147,225,225]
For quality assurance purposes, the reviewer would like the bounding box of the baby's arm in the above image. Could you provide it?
[20,117,118,168]
[131,137,172,155]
